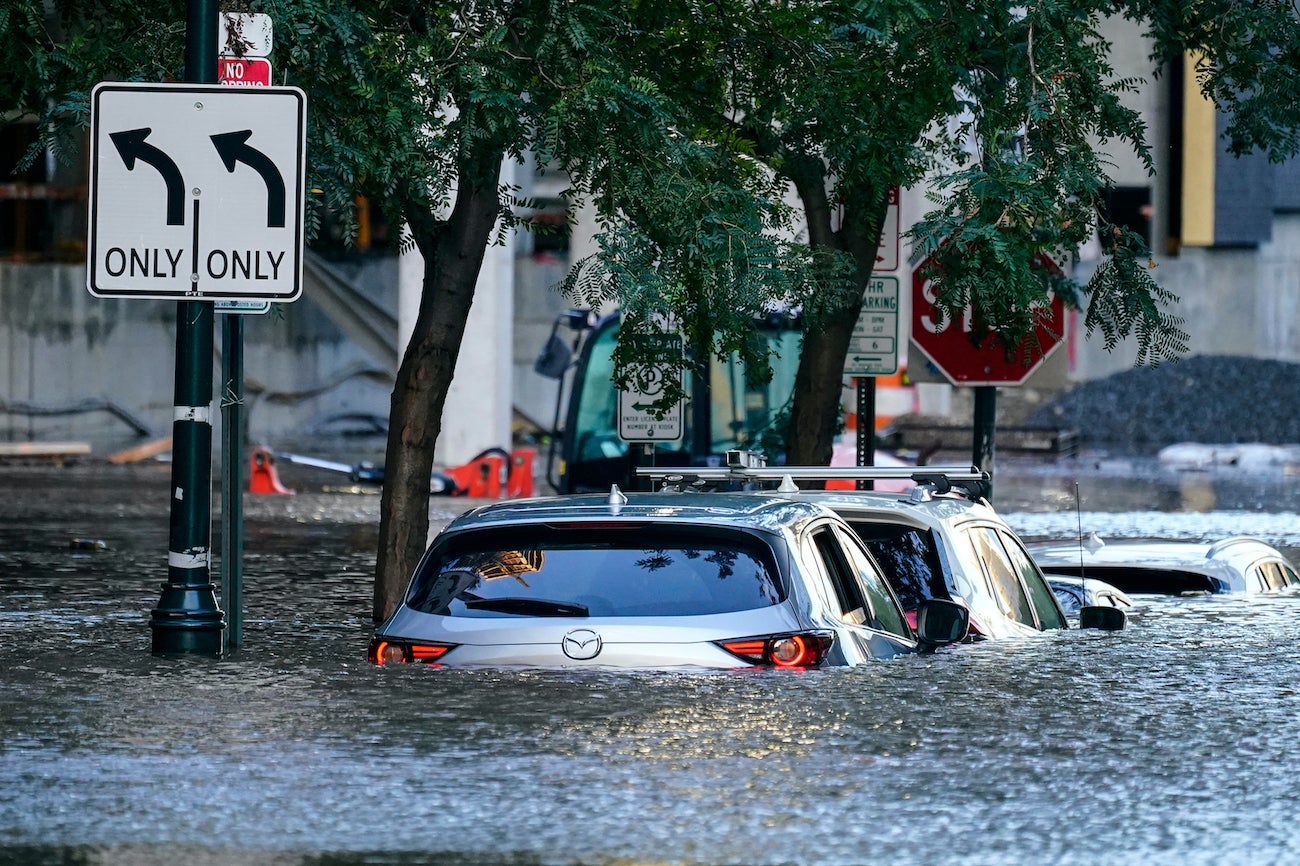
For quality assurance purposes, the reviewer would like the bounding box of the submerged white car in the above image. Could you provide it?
[1028,534,1300,596]
[370,489,968,668]
[638,454,1126,637]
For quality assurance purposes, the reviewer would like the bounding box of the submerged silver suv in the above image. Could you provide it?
[370,488,968,668]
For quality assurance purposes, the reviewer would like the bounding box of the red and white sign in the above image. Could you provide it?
[877,185,899,271]
[910,253,1066,386]
[830,185,899,271]
[218,57,272,87]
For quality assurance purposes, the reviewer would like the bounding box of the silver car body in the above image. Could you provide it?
[1028,535,1300,595]
[772,489,1069,639]
[376,491,932,668]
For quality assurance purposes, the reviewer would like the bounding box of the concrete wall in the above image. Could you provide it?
[1069,215,1300,380]
[0,259,395,453]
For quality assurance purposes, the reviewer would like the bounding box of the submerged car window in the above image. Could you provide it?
[853,523,948,611]
[836,528,910,638]
[405,526,785,618]
[968,527,1036,626]
[999,530,1066,630]
[811,527,868,625]
[1283,564,1300,587]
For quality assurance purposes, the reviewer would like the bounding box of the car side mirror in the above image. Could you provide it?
[1079,605,1126,631]
[915,598,969,648]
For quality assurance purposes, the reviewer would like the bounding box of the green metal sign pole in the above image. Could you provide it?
[150,0,225,655]
[972,385,997,502]
[220,314,245,647]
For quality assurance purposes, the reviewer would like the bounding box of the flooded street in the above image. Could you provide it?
[2,459,1299,866]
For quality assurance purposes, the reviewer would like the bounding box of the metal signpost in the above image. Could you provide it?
[216,12,275,649]
[86,0,306,654]
[910,253,1066,497]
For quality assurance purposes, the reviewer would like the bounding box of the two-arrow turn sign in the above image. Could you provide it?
[88,82,306,301]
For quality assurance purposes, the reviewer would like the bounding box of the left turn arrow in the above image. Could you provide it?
[109,128,186,226]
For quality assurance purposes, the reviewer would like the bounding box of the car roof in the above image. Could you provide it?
[769,488,1005,532]
[445,490,840,535]
[1027,536,1288,570]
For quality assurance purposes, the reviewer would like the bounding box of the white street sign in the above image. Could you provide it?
[618,335,684,442]
[87,82,306,301]
[218,13,273,58]
[215,299,271,314]
[845,276,900,376]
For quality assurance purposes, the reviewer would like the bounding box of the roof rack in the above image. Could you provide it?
[635,449,988,493]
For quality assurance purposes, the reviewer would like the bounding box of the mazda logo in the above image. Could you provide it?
[561,628,602,660]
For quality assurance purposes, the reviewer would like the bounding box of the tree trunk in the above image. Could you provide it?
[372,148,504,623]
[785,173,891,468]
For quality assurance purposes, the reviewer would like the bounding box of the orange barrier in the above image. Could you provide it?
[443,453,505,498]
[249,447,294,495]
[507,448,535,498]
[436,447,535,498]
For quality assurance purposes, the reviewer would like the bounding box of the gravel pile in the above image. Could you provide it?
[1026,354,1300,452]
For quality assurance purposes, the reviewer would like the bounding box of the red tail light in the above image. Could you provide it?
[717,631,834,667]
[368,637,456,665]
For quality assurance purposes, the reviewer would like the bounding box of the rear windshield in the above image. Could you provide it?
[406,525,786,618]
[1044,565,1218,595]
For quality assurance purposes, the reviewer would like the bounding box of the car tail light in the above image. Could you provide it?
[368,637,456,665]
[716,631,834,667]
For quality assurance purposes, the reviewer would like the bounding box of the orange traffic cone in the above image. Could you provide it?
[249,447,294,495]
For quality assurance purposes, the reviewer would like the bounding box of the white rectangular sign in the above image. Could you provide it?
[618,335,684,442]
[87,82,306,301]
[218,13,273,57]
[845,276,900,376]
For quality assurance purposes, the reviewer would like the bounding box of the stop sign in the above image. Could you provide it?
[910,254,1066,386]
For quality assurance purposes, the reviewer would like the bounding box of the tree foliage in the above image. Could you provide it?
[7,0,1300,612]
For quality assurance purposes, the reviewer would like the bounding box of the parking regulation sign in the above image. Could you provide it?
[618,334,684,442]
[87,82,306,301]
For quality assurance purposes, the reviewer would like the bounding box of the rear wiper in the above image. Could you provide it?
[461,597,590,617]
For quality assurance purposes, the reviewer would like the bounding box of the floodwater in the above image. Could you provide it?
[2,458,1300,866]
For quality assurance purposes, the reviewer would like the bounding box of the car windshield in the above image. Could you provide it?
[405,525,786,618]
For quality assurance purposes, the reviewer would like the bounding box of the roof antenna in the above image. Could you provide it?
[1075,481,1088,601]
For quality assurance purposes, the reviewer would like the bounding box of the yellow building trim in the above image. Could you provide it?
[1181,52,1216,246]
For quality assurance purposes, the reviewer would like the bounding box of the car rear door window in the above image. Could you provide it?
[406,526,786,617]
[968,527,1036,627]
[998,530,1066,630]
[810,527,869,626]
[1283,564,1300,587]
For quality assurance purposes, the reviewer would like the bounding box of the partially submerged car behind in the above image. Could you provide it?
[1029,534,1300,596]
[370,489,969,668]
[638,455,1126,637]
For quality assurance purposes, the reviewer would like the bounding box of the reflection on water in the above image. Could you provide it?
[2,463,1300,865]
